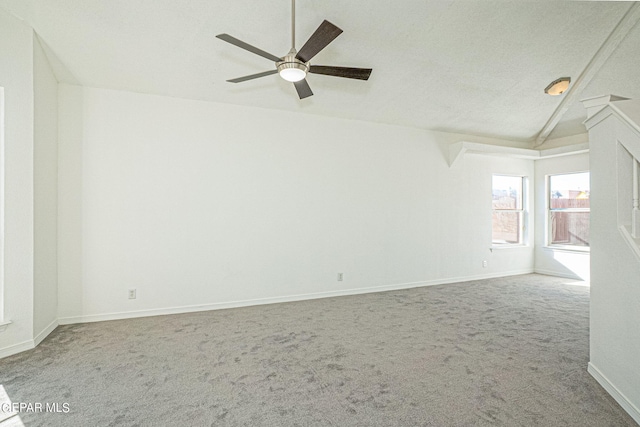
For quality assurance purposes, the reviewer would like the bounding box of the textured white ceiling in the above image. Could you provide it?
[0,0,635,142]
[548,14,640,140]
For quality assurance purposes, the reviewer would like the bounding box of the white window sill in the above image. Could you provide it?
[543,246,590,254]
[0,320,11,333]
[491,244,530,250]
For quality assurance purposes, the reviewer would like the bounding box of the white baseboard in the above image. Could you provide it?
[588,362,640,425]
[0,340,34,360]
[0,320,57,360]
[58,269,534,325]
[534,268,587,281]
[34,319,59,346]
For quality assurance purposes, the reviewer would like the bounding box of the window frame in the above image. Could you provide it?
[491,174,527,248]
[546,171,591,252]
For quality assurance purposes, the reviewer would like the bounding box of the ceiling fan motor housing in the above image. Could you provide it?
[277,53,309,82]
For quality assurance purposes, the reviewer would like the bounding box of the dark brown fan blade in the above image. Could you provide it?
[216,34,282,62]
[227,70,277,83]
[309,66,372,80]
[295,20,343,63]
[294,79,313,99]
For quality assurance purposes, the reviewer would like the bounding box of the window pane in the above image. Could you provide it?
[549,172,590,209]
[492,175,522,210]
[492,211,522,244]
[550,211,590,246]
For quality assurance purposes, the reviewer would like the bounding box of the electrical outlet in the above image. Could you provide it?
[337,273,344,281]
[482,260,488,268]
[128,289,137,299]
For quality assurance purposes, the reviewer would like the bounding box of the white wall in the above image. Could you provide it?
[33,35,58,342]
[587,102,640,423]
[57,85,535,323]
[0,9,35,357]
[57,85,83,325]
[534,152,590,280]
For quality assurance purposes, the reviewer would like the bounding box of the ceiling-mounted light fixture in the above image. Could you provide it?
[545,77,571,96]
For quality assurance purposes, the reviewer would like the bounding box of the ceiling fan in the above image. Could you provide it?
[216,0,372,99]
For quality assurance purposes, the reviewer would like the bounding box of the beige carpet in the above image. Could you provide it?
[0,274,637,426]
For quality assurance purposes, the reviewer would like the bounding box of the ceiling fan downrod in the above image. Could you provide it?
[291,0,296,51]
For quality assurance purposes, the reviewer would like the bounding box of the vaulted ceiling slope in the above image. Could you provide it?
[1,1,637,143]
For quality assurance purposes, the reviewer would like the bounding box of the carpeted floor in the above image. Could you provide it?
[0,274,637,426]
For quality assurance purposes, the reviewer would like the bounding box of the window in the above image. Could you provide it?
[548,172,590,248]
[492,175,524,245]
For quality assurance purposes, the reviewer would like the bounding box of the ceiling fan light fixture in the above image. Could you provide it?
[278,61,308,82]
[279,68,307,82]
[545,77,571,96]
